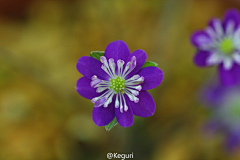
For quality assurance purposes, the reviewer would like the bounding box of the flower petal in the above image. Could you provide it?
[126,49,147,79]
[225,131,240,151]
[105,40,131,63]
[207,18,224,38]
[77,56,110,80]
[115,95,134,127]
[193,51,213,67]
[233,52,240,64]
[223,57,234,70]
[223,9,240,32]
[127,91,156,117]
[76,77,101,99]
[137,67,163,90]
[218,62,240,86]
[92,98,115,126]
[199,81,227,107]
[206,52,222,65]
[191,30,212,48]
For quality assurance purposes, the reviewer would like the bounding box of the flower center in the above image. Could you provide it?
[90,56,144,113]
[219,38,234,55]
[109,76,125,93]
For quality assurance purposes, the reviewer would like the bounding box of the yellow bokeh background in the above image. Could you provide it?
[0,0,239,159]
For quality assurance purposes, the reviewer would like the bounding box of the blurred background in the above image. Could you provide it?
[0,0,240,159]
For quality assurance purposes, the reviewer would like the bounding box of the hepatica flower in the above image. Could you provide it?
[191,9,240,86]
[201,81,240,151]
[76,40,163,128]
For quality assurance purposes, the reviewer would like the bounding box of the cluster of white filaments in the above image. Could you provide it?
[90,56,144,113]
[202,19,240,70]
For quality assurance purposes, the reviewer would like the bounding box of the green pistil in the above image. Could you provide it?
[219,38,234,55]
[109,76,125,93]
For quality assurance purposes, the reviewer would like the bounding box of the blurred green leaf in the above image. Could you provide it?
[105,117,118,132]
[90,51,105,61]
[141,61,158,68]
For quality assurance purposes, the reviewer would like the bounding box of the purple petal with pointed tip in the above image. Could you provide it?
[105,40,131,63]
[137,67,163,90]
[76,77,101,99]
[223,9,240,31]
[127,91,156,117]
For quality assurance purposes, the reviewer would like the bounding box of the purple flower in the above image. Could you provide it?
[191,9,240,86]
[76,40,164,127]
[201,80,240,151]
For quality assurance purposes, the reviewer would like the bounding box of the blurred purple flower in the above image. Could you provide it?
[76,40,164,127]
[191,9,240,86]
[201,80,240,151]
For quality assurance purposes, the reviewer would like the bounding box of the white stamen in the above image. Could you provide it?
[233,27,240,43]
[117,59,124,77]
[109,58,116,76]
[223,57,234,70]
[226,20,235,36]
[125,91,134,101]
[94,97,107,107]
[127,85,142,91]
[90,79,102,87]
[133,96,139,103]
[124,105,128,112]
[125,78,144,86]
[128,88,139,96]
[120,94,128,112]
[100,56,108,64]
[206,52,222,65]
[115,93,119,108]
[94,80,110,88]
[123,56,137,78]
[91,97,100,103]
[91,75,98,81]
[122,62,130,77]
[94,84,110,89]
[135,76,144,82]
[131,56,137,67]
[96,87,108,93]
[91,89,111,103]
[233,53,240,64]
[206,26,218,40]
[213,18,224,39]
[119,93,123,113]
[131,75,140,80]
[101,64,114,78]
[100,56,115,78]
[104,92,114,108]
